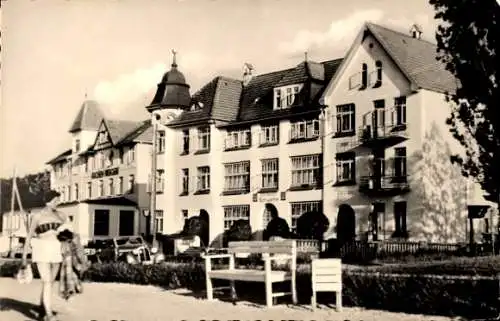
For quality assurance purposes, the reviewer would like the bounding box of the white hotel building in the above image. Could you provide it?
[45,22,494,246]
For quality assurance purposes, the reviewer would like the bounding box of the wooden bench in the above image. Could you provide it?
[203,240,298,307]
[311,258,342,312]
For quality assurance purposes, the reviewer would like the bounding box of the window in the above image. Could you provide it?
[75,139,80,153]
[393,147,407,179]
[274,84,302,110]
[393,201,407,237]
[157,130,166,154]
[291,154,322,188]
[182,130,190,154]
[98,180,104,197]
[260,124,279,145]
[68,185,72,201]
[181,210,188,224]
[156,169,164,193]
[127,147,135,164]
[84,156,89,172]
[373,60,382,87]
[108,178,114,195]
[119,210,134,236]
[196,166,210,192]
[335,104,355,134]
[119,148,124,164]
[118,176,123,194]
[181,169,189,194]
[360,63,368,89]
[224,161,250,192]
[290,119,319,141]
[336,153,356,184]
[74,183,79,200]
[87,182,92,199]
[393,96,407,126]
[98,130,108,145]
[128,175,135,193]
[223,205,250,230]
[99,152,105,169]
[291,201,322,232]
[261,158,279,189]
[94,210,110,236]
[155,210,163,233]
[106,150,114,167]
[225,129,251,150]
[197,127,210,151]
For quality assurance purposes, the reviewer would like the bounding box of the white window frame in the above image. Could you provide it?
[393,96,407,126]
[197,166,210,191]
[291,154,321,187]
[291,201,322,232]
[259,124,279,145]
[127,147,135,165]
[336,157,355,183]
[157,130,166,154]
[182,130,190,153]
[128,175,135,193]
[335,104,355,134]
[197,127,210,151]
[118,176,123,194]
[181,169,189,194]
[225,129,251,149]
[273,84,303,110]
[223,205,250,230]
[224,161,250,192]
[156,169,164,193]
[108,178,114,195]
[87,182,92,199]
[290,119,320,140]
[261,158,278,189]
[98,180,104,197]
[155,210,164,233]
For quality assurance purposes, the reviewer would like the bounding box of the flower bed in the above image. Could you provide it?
[1,257,498,319]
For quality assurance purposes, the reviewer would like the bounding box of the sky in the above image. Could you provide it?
[0,0,439,178]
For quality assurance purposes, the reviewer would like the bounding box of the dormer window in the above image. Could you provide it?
[98,130,107,144]
[274,84,303,110]
[190,101,204,111]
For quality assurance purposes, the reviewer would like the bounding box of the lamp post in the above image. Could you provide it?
[150,113,161,250]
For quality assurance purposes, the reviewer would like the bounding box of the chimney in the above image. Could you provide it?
[409,24,423,39]
[242,63,254,86]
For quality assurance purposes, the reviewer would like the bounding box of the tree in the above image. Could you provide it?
[411,123,468,243]
[296,211,329,240]
[429,0,500,205]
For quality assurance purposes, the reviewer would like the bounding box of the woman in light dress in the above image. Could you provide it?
[21,190,71,321]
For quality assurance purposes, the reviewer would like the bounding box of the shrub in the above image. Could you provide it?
[296,211,329,240]
[182,216,209,247]
[224,219,252,247]
[263,216,290,240]
[1,258,498,318]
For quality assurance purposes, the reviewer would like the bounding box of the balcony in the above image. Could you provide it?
[359,175,410,196]
[358,107,408,149]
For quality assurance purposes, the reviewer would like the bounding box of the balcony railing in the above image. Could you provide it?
[359,175,410,195]
[357,107,408,148]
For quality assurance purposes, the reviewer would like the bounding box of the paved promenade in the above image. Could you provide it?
[0,277,458,321]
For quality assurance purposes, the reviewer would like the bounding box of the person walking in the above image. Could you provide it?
[21,190,69,321]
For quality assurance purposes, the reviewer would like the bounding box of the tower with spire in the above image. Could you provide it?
[68,95,104,155]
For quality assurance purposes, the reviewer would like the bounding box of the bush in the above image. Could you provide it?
[182,216,209,247]
[1,258,498,318]
[296,211,329,240]
[263,217,290,240]
[224,219,252,247]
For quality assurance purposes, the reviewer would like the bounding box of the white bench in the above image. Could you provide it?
[203,240,298,307]
[311,258,342,312]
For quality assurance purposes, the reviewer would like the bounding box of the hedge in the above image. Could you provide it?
[0,259,498,319]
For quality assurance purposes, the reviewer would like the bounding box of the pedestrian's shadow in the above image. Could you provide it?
[0,297,40,320]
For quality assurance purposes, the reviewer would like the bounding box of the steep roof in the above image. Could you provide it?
[116,119,153,145]
[366,22,457,93]
[168,59,343,128]
[69,100,104,133]
[46,149,72,165]
[104,119,146,145]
